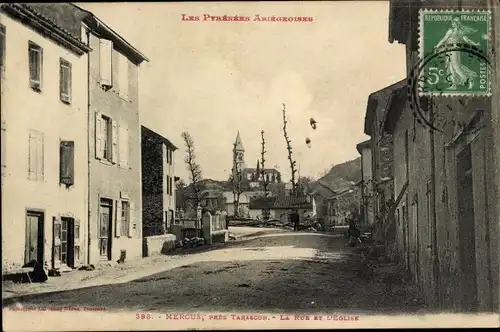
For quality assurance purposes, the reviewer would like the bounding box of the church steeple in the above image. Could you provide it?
[234,130,244,152]
[233,131,246,172]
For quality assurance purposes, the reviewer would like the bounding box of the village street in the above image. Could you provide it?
[2,232,428,316]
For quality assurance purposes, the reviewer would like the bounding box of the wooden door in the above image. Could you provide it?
[99,202,112,260]
[25,211,44,264]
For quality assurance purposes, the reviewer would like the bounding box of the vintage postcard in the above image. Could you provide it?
[1,1,499,331]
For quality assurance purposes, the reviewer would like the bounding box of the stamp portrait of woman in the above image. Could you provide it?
[434,17,480,90]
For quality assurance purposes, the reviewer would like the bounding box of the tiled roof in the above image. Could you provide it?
[249,195,312,210]
[1,4,91,55]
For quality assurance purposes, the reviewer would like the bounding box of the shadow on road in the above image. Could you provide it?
[3,235,430,316]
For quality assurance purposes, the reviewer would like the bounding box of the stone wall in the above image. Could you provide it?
[143,234,177,257]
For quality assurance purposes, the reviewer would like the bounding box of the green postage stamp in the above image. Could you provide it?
[418,9,492,97]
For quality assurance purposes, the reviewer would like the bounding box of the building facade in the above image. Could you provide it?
[1,4,91,270]
[326,186,361,226]
[386,0,499,312]
[141,126,177,239]
[84,12,148,264]
[363,81,403,244]
[29,3,149,264]
[356,139,374,226]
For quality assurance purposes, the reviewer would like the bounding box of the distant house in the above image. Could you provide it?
[249,195,316,222]
[199,188,226,213]
[222,190,266,218]
[141,125,178,239]
[326,186,361,226]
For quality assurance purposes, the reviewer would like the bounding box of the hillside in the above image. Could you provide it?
[315,157,362,192]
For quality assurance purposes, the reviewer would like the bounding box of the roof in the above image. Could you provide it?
[1,3,92,55]
[141,125,178,150]
[356,139,371,154]
[234,131,244,151]
[249,195,313,210]
[388,0,412,45]
[363,79,407,136]
[327,185,359,200]
[383,84,409,135]
[71,4,149,64]
[242,167,279,173]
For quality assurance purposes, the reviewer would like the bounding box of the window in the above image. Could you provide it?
[170,176,173,195]
[120,200,130,236]
[59,58,72,104]
[116,199,134,237]
[117,52,129,100]
[60,141,75,186]
[102,116,111,160]
[166,175,170,195]
[118,122,129,168]
[28,42,43,91]
[99,39,113,88]
[81,25,88,46]
[95,113,117,163]
[169,149,173,165]
[28,130,44,181]
[0,24,5,73]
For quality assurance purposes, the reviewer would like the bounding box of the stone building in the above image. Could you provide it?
[363,80,405,244]
[1,4,91,270]
[385,0,499,312]
[141,126,177,238]
[326,186,361,226]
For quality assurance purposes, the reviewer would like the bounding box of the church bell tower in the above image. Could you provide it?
[233,131,245,173]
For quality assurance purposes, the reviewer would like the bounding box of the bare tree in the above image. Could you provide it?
[260,130,271,221]
[181,132,203,215]
[231,143,243,218]
[260,130,269,198]
[282,103,298,196]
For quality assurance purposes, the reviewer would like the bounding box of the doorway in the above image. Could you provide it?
[456,144,478,312]
[99,198,113,260]
[60,217,75,268]
[25,210,44,265]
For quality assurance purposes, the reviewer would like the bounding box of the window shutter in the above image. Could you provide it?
[99,39,113,87]
[95,112,103,159]
[59,60,72,103]
[60,141,75,186]
[115,200,122,237]
[74,218,82,266]
[28,132,36,180]
[111,119,118,164]
[29,44,42,89]
[118,53,129,100]
[118,122,129,168]
[1,121,5,178]
[128,201,135,237]
[53,217,62,269]
[38,133,44,179]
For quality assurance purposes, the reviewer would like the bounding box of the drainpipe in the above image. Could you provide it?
[86,27,92,266]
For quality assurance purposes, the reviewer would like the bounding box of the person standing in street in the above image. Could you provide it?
[291,210,300,231]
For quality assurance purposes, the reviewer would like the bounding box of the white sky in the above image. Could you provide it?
[77,1,406,182]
